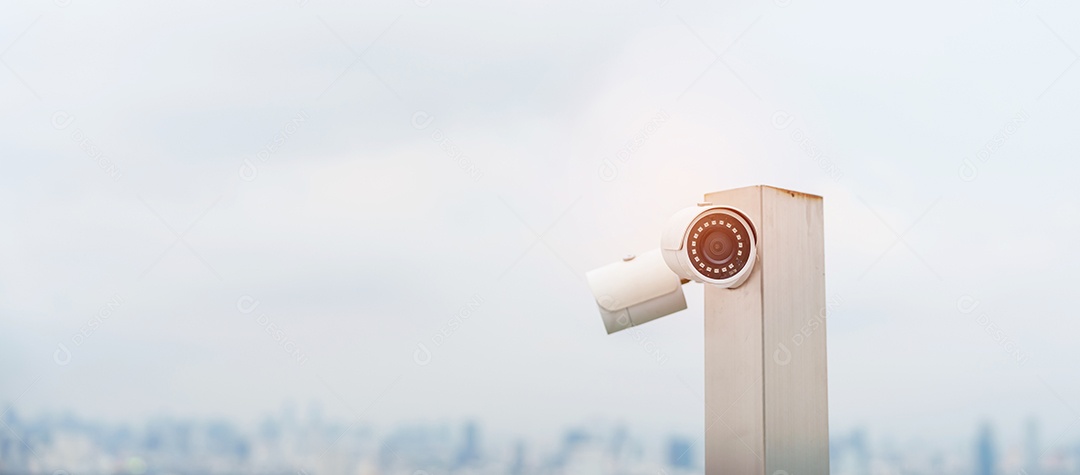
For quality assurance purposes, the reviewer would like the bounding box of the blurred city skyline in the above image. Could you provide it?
[1,403,1076,474]
[4,0,1080,469]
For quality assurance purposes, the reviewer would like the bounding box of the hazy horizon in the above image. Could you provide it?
[3,0,1080,455]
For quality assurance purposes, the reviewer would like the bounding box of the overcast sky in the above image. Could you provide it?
[3,0,1080,449]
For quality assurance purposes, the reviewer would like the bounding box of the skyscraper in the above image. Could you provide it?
[1026,417,1040,475]
[508,439,526,475]
[851,428,871,474]
[455,420,481,468]
[666,436,695,470]
[975,422,997,475]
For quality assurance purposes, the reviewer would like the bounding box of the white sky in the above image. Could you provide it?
[2,0,1080,449]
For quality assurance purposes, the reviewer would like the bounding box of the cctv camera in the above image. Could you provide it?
[585,203,757,334]
[661,204,757,287]
[585,249,688,334]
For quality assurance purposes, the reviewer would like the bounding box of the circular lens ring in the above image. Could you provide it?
[700,226,737,267]
[685,210,752,281]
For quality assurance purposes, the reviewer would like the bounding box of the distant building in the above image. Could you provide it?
[850,428,870,474]
[832,428,872,475]
[455,420,481,468]
[976,422,997,475]
[667,436,694,469]
[1026,417,1040,475]
[508,439,526,475]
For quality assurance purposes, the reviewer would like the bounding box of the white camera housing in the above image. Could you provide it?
[661,204,757,287]
[586,203,758,334]
[585,249,687,334]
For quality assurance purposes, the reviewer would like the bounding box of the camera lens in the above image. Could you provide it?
[685,210,752,281]
[701,228,736,267]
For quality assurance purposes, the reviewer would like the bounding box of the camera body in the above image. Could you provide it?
[661,204,757,287]
[585,185,830,473]
[586,249,687,334]
[585,203,758,334]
